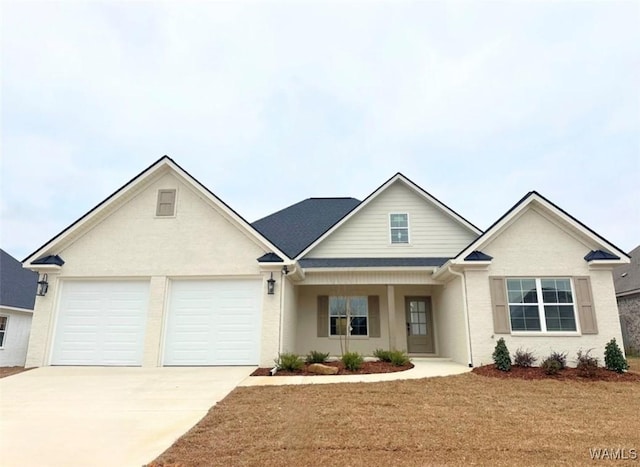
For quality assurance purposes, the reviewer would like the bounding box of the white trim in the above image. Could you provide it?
[506,277,581,334]
[389,212,410,245]
[0,315,8,349]
[0,305,34,314]
[296,174,482,259]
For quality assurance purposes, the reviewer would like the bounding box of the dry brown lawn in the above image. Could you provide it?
[0,367,29,379]
[151,372,639,466]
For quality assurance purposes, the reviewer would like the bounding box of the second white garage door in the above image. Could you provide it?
[163,279,262,366]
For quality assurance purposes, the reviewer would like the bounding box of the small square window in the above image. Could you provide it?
[0,316,7,348]
[390,213,409,244]
[156,189,176,217]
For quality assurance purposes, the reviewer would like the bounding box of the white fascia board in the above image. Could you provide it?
[301,266,439,273]
[0,305,34,314]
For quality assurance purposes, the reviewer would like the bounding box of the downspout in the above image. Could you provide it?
[448,266,474,368]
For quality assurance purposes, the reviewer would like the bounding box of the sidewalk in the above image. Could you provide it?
[239,357,471,387]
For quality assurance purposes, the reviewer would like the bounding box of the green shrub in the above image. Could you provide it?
[604,338,628,373]
[373,348,392,362]
[547,351,568,370]
[492,338,511,372]
[388,350,410,366]
[513,348,537,367]
[541,357,562,375]
[305,350,330,364]
[576,349,598,378]
[341,352,364,371]
[275,353,303,371]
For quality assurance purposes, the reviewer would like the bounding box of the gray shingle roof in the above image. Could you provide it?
[0,249,38,310]
[613,245,640,296]
[252,198,361,258]
[584,250,620,261]
[298,257,450,268]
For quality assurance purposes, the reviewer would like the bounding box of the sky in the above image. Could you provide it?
[1,1,639,261]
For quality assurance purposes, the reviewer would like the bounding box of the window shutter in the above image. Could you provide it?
[317,295,329,338]
[368,296,381,338]
[489,277,510,334]
[156,189,176,216]
[575,276,598,334]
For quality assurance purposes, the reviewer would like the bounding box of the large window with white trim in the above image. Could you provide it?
[506,278,577,332]
[329,296,368,336]
[390,213,409,244]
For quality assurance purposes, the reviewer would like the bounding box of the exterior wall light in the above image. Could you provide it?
[267,272,275,295]
[37,273,49,296]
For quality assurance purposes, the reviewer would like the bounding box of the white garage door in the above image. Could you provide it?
[51,281,149,366]
[163,279,262,366]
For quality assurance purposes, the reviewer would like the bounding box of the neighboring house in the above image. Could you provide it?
[23,157,630,368]
[613,245,640,354]
[0,249,38,366]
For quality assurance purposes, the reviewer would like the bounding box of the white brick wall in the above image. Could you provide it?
[466,208,624,366]
[26,171,276,367]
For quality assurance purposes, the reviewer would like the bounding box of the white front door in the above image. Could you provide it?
[51,281,149,365]
[163,279,262,366]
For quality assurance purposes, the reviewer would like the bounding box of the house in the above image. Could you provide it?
[613,245,640,354]
[0,249,38,366]
[22,156,630,368]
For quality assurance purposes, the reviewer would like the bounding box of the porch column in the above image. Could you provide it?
[387,285,396,349]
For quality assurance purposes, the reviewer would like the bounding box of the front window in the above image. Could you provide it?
[329,296,368,336]
[507,278,577,332]
[0,316,7,347]
[390,213,409,244]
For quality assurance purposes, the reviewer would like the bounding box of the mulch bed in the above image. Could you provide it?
[251,360,413,376]
[0,367,30,379]
[473,364,640,382]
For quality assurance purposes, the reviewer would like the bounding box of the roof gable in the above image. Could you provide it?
[452,191,630,265]
[0,249,38,310]
[296,173,482,259]
[613,244,640,295]
[252,198,360,258]
[23,156,289,265]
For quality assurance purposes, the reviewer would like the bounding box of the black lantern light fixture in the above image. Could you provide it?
[267,272,276,295]
[37,273,49,296]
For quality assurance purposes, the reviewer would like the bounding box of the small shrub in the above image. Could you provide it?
[513,348,537,368]
[305,350,330,364]
[492,338,511,372]
[342,352,364,371]
[388,350,410,366]
[541,357,562,375]
[275,353,303,371]
[604,338,628,373]
[373,348,392,362]
[576,349,598,378]
[547,351,568,370]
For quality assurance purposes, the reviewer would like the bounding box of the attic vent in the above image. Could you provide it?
[156,189,176,217]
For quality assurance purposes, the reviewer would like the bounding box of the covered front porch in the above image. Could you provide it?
[281,268,470,365]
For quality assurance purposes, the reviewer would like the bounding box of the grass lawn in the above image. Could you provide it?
[151,372,639,466]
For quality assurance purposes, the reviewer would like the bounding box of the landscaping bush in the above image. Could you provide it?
[492,338,511,371]
[547,351,568,370]
[513,348,537,368]
[305,350,330,364]
[576,349,598,378]
[388,350,410,366]
[275,353,303,371]
[373,348,392,362]
[342,352,364,371]
[541,357,562,375]
[604,338,629,373]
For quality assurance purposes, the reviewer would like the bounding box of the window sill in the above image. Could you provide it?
[328,336,371,340]
[510,332,581,337]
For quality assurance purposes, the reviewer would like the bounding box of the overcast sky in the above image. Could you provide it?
[2,1,639,261]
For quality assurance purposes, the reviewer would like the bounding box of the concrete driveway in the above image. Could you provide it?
[0,366,254,467]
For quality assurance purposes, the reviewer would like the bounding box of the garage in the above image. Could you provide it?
[51,281,149,365]
[163,279,262,366]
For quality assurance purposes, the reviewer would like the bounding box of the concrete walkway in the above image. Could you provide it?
[0,366,254,467]
[239,357,471,386]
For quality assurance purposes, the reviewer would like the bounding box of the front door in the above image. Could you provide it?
[405,297,435,354]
